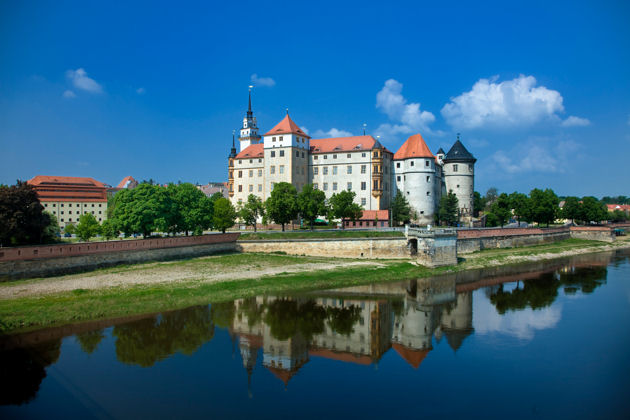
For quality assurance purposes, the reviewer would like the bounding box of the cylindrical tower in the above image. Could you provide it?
[443,137,476,220]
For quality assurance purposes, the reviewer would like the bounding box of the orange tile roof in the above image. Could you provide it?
[394,133,434,160]
[27,175,108,202]
[309,348,373,365]
[266,365,302,386]
[235,143,264,159]
[392,343,430,369]
[607,204,630,211]
[264,114,310,138]
[310,135,379,154]
[116,176,137,189]
[28,175,106,188]
[358,210,389,221]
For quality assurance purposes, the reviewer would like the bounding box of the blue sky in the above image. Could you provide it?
[1,0,629,196]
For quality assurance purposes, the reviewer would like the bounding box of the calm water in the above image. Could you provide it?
[2,250,630,419]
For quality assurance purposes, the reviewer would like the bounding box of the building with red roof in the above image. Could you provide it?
[27,175,108,228]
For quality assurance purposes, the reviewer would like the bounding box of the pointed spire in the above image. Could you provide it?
[247,86,253,118]
[229,129,237,158]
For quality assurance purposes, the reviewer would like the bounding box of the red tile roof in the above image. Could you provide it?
[235,143,264,159]
[116,176,137,189]
[607,204,630,211]
[310,135,381,154]
[309,348,372,365]
[394,133,434,160]
[266,366,302,386]
[264,114,310,138]
[392,343,430,369]
[359,210,389,221]
[27,175,108,202]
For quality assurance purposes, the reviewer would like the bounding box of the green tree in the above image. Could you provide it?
[43,211,60,241]
[76,213,100,242]
[473,191,485,217]
[168,183,214,235]
[528,188,559,226]
[99,218,119,240]
[0,181,51,246]
[484,187,498,210]
[490,193,512,227]
[265,182,298,231]
[238,194,265,232]
[297,184,328,230]
[76,330,105,355]
[391,193,412,226]
[438,190,459,226]
[562,196,580,224]
[111,184,172,237]
[485,211,500,227]
[212,197,236,233]
[64,223,76,236]
[578,196,608,224]
[609,209,628,222]
[509,192,530,225]
[329,190,363,229]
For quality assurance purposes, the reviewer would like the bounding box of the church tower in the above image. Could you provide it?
[239,87,262,152]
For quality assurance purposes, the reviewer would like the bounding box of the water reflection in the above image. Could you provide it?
[0,249,627,406]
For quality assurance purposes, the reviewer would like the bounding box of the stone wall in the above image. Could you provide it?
[569,226,615,242]
[416,232,458,267]
[0,234,239,280]
[458,229,570,254]
[238,237,410,259]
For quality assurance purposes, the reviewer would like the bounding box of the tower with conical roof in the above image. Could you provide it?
[443,135,476,221]
[393,133,439,225]
[239,87,262,152]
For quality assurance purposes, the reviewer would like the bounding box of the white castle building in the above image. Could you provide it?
[228,92,476,224]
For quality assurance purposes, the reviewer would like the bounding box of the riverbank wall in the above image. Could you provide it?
[0,234,239,280]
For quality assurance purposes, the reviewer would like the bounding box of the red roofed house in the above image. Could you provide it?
[228,91,477,225]
[27,175,108,228]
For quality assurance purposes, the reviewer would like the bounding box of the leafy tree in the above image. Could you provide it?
[76,330,105,355]
[264,299,326,341]
[265,182,298,231]
[473,191,485,217]
[578,196,608,224]
[509,192,530,224]
[485,211,500,227]
[212,197,236,233]
[562,196,580,224]
[528,188,559,227]
[609,209,628,222]
[76,213,100,242]
[238,194,265,232]
[438,190,459,226]
[168,183,214,235]
[297,184,327,230]
[64,223,76,235]
[0,181,51,245]
[490,193,512,227]
[99,218,119,240]
[111,184,171,237]
[484,187,498,210]
[43,211,60,240]
[329,190,363,229]
[391,193,412,226]
[326,305,362,336]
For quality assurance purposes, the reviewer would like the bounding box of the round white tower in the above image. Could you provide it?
[443,136,476,220]
[393,133,438,225]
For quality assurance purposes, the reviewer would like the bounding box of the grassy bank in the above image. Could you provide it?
[1,237,627,335]
[239,230,404,240]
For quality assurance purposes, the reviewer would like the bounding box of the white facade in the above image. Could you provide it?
[394,157,440,225]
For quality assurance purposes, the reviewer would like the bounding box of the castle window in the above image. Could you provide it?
[270,166,275,174]
[238,185,242,192]
[426,160,430,167]
[259,159,262,163]
[333,154,337,159]
[258,184,262,192]
[362,152,366,158]
[280,150,285,157]
[426,176,430,182]
[249,185,253,192]
[323,167,328,175]
[361,198,366,206]
[279,136,283,141]
[427,191,431,196]
[249,159,253,163]
[296,151,299,157]
[347,154,351,158]
[314,167,319,175]
[238,160,242,164]
[397,176,401,181]
[453,164,458,172]
[313,183,318,190]
[457,184,460,188]
[258,169,262,177]
[469,164,473,172]
[373,151,378,158]
[280,165,285,174]
[249,170,253,177]
[314,155,318,160]
[396,162,400,168]
[361,182,366,190]
[271,151,276,157]
[361,165,366,174]
[333,166,338,175]
[347,182,352,191]
[410,161,414,167]
[272,137,276,142]
[347,166,352,174]
[238,171,242,178]
[333,182,338,191]
[53,204,56,207]
[323,183,328,191]
[324,155,328,159]
[373,180,379,189]
[302,152,305,158]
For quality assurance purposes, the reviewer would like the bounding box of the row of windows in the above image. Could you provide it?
[44,203,103,208]
[238,169,264,178]
[271,135,307,143]
[269,150,306,158]
[312,181,389,192]
[452,164,474,172]
[60,217,103,223]
[237,158,263,164]
[396,175,432,182]
[50,210,103,215]
[314,152,368,160]
[269,166,306,175]
[238,184,263,193]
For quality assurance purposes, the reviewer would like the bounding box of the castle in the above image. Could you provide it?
[228,91,476,225]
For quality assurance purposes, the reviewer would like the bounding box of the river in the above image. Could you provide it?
[1,249,629,419]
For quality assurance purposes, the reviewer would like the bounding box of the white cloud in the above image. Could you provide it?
[490,136,580,174]
[313,128,353,138]
[250,73,275,87]
[136,87,146,95]
[62,90,76,98]
[441,75,570,129]
[374,79,436,142]
[65,68,103,93]
[473,291,562,340]
[561,116,590,127]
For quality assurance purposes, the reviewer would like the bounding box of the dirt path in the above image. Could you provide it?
[0,260,385,300]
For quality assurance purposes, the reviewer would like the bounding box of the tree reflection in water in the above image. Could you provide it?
[76,329,105,355]
[0,339,61,406]
[113,305,214,367]
[490,266,607,313]
[264,299,327,341]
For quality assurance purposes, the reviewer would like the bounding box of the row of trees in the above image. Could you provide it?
[237,182,363,231]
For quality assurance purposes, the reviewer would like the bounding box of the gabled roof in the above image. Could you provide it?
[235,143,264,159]
[392,343,430,369]
[394,134,434,160]
[116,176,137,189]
[444,140,476,163]
[358,210,389,221]
[310,135,380,154]
[264,114,310,138]
[28,175,106,188]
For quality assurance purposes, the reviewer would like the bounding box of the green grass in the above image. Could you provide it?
[239,230,404,240]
